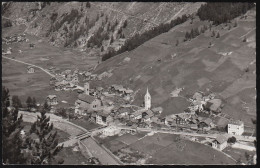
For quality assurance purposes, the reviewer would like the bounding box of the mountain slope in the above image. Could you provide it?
[2,2,203,57]
[92,8,256,126]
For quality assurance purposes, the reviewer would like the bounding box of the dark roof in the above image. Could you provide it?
[78,94,96,103]
[229,120,244,126]
[203,118,213,125]
[215,135,228,144]
[152,107,163,112]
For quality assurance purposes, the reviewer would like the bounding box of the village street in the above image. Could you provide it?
[115,126,256,143]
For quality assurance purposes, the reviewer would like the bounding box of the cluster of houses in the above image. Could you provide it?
[2,34,28,45]
[50,69,80,91]
[186,92,223,114]
[211,120,244,151]
[73,82,165,129]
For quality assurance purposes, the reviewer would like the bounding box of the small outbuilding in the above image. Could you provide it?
[27,66,35,73]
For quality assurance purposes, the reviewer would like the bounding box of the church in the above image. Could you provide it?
[144,87,151,110]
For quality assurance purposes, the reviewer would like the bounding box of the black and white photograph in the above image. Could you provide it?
[2,1,256,165]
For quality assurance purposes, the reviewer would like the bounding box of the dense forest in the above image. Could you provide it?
[197,2,255,25]
[102,14,189,61]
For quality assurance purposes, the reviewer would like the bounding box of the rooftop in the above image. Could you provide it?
[229,120,244,126]
[215,135,228,144]
[78,94,96,103]
[47,95,57,99]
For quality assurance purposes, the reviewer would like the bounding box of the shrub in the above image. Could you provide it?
[228,136,236,143]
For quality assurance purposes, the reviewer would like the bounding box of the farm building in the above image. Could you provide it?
[200,118,215,128]
[96,111,114,126]
[227,120,244,135]
[205,99,223,114]
[142,109,154,122]
[46,95,58,106]
[130,110,144,120]
[75,94,101,114]
[211,135,228,151]
[27,66,35,73]
[152,107,163,114]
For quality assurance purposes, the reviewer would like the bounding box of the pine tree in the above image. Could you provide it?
[2,87,28,164]
[216,32,220,38]
[86,2,91,8]
[110,36,114,44]
[234,21,238,27]
[176,39,179,46]
[211,30,215,37]
[43,101,50,112]
[123,20,128,28]
[243,36,247,42]
[228,24,231,30]
[27,107,64,164]
[32,97,37,108]
[26,96,33,111]
[12,95,22,108]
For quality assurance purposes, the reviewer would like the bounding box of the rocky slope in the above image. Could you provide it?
[2,2,203,57]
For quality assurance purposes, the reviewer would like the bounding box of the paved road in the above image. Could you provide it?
[2,56,55,77]
[116,126,256,142]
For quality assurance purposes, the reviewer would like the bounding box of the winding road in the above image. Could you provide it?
[2,55,55,77]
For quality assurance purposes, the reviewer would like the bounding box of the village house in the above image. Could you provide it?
[204,99,223,114]
[190,124,198,130]
[176,115,186,125]
[49,77,56,85]
[75,94,101,114]
[46,95,58,106]
[27,66,35,73]
[165,115,177,126]
[130,110,144,120]
[151,107,163,115]
[96,111,114,126]
[142,109,154,123]
[124,89,134,96]
[228,120,244,135]
[199,118,215,129]
[211,135,228,151]
[75,82,101,114]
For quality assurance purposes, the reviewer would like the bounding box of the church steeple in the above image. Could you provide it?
[144,87,151,110]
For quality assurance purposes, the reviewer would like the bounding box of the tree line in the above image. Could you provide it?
[102,14,189,61]
[197,2,255,25]
[2,86,63,164]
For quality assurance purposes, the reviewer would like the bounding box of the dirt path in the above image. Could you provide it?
[2,55,55,77]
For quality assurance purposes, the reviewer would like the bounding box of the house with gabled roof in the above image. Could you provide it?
[75,93,101,114]
[212,135,228,151]
[46,95,58,106]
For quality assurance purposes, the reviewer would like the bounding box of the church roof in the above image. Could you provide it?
[78,94,96,103]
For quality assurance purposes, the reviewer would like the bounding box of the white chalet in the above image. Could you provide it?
[228,120,244,136]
